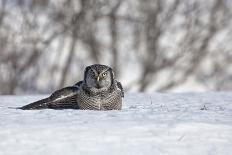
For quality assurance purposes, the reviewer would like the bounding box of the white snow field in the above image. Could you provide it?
[0,92,232,155]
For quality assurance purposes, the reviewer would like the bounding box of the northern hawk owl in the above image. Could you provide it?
[20,64,124,110]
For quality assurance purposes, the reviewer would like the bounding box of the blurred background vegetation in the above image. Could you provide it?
[0,0,232,94]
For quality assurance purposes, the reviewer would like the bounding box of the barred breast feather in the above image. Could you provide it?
[77,88,122,110]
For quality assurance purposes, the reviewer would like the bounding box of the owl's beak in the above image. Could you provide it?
[96,76,101,88]
[97,76,100,82]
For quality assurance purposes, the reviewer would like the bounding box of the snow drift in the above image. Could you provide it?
[0,92,232,155]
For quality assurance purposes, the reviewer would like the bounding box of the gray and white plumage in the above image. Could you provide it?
[20,64,124,110]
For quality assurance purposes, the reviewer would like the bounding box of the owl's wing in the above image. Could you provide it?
[20,82,83,110]
[74,81,83,87]
[116,81,124,97]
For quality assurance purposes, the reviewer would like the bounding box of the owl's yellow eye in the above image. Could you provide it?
[102,72,107,77]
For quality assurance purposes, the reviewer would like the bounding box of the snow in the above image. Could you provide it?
[0,92,232,155]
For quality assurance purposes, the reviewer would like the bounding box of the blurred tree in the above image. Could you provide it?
[0,0,231,94]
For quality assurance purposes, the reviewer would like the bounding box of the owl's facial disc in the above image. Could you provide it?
[85,64,113,89]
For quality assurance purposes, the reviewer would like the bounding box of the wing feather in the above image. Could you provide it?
[20,83,82,110]
[116,81,124,97]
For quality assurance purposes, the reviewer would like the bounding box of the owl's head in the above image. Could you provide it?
[84,64,114,89]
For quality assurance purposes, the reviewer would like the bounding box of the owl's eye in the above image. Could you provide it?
[102,72,107,77]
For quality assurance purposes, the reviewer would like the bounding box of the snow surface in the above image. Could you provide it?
[0,92,232,155]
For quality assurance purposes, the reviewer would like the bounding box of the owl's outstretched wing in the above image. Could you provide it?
[20,82,83,110]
